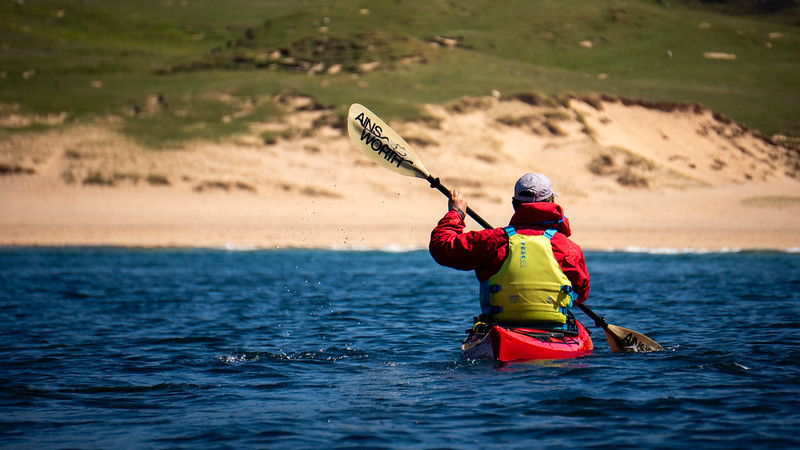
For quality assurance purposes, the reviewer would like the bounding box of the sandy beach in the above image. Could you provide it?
[2,96,799,251]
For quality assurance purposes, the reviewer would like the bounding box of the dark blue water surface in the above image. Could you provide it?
[1,247,799,448]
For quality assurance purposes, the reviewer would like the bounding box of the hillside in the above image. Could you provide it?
[2,0,799,139]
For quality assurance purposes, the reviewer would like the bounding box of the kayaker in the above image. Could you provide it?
[429,173,590,329]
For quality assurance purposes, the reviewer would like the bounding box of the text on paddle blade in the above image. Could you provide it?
[354,112,412,169]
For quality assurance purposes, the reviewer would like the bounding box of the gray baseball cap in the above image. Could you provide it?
[513,173,556,202]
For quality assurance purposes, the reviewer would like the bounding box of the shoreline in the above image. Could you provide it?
[1,184,798,253]
[2,242,797,254]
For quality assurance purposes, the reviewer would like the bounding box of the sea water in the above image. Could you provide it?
[1,247,799,448]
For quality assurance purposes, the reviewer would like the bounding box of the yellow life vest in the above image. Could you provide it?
[480,227,576,324]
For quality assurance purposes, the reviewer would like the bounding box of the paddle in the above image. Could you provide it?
[346,103,492,229]
[574,303,663,353]
[347,103,663,353]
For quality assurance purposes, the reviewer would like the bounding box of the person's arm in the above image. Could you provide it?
[429,190,502,272]
[553,237,591,304]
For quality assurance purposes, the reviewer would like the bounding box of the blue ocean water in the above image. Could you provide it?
[1,247,799,448]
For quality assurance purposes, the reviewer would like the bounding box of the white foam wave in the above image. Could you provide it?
[324,244,425,253]
[221,243,259,251]
[590,246,795,255]
[622,246,741,255]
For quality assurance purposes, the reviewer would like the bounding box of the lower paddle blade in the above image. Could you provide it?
[604,324,664,353]
[347,103,430,179]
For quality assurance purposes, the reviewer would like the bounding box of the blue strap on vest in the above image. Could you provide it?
[543,228,577,318]
[481,226,517,316]
[560,285,578,305]
[480,281,503,315]
[508,226,557,239]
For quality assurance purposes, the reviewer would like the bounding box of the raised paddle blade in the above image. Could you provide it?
[603,324,664,353]
[347,103,431,179]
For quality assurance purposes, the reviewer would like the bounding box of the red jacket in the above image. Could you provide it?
[429,202,590,304]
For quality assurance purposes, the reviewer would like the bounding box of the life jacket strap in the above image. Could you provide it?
[485,305,503,315]
[560,285,577,312]
[480,280,503,315]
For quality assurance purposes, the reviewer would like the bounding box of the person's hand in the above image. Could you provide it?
[448,189,467,215]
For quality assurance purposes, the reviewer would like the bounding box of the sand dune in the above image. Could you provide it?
[1,95,798,251]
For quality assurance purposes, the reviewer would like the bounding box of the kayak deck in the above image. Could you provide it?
[462,320,593,362]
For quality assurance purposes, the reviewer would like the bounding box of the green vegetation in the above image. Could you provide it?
[1,0,798,147]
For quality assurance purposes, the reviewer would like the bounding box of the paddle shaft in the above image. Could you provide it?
[575,303,609,329]
[426,176,493,230]
[427,176,612,327]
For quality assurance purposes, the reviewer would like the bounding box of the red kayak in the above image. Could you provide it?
[462,320,593,362]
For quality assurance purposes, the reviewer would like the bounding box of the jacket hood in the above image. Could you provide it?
[508,202,572,237]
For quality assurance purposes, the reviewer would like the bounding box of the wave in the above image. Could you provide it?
[324,244,426,253]
[589,246,799,255]
[214,242,426,253]
[219,243,260,251]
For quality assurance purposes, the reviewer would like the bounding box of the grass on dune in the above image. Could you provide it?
[0,0,798,148]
